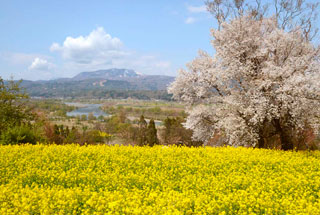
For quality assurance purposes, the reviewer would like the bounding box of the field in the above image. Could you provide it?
[99,99,186,121]
[0,145,320,214]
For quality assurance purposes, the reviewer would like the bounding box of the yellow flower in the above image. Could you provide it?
[0,144,320,214]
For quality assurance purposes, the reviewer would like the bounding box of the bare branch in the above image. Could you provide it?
[205,0,319,41]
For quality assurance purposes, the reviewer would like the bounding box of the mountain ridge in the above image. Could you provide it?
[18,68,175,100]
[71,68,140,81]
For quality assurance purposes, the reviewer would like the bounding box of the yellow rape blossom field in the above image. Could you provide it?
[1,145,320,214]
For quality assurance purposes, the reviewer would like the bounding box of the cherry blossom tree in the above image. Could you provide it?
[168,16,320,150]
[205,0,319,41]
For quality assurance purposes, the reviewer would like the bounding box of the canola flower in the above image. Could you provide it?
[0,145,320,214]
[98,131,112,139]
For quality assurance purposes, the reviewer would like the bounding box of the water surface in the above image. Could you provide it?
[65,102,109,118]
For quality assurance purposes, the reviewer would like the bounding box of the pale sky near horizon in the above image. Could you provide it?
[0,0,216,80]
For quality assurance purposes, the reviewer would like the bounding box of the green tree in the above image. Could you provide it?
[65,126,80,144]
[97,115,105,121]
[118,110,127,123]
[146,119,159,146]
[162,117,203,147]
[52,124,65,144]
[0,78,34,134]
[88,112,96,121]
[81,114,87,121]
[138,115,147,146]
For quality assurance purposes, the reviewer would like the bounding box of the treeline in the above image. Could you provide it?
[102,105,186,121]
[28,99,76,117]
[0,78,201,146]
[29,88,173,101]
[42,124,112,145]
[101,112,202,146]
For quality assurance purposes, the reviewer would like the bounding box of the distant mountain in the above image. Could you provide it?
[72,68,140,81]
[19,68,175,100]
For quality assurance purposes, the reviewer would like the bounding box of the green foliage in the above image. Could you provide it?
[43,123,109,145]
[85,130,104,144]
[105,115,123,134]
[137,116,159,146]
[146,119,159,146]
[64,127,80,144]
[24,80,173,100]
[102,103,186,121]
[97,115,105,121]
[88,113,96,121]
[104,113,134,141]
[28,99,76,116]
[43,123,78,145]
[0,125,43,145]
[0,78,34,134]
[80,114,87,121]
[163,117,203,147]
[138,115,148,146]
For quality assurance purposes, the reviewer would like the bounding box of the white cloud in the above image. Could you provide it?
[28,57,53,71]
[184,4,210,25]
[50,27,125,64]
[50,27,173,77]
[185,17,196,24]
[187,5,207,13]
[0,53,57,80]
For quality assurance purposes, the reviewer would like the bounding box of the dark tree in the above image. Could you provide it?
[146,119,159,146]
[138,115,147,146]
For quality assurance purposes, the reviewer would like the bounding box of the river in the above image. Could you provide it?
[65,102,109,118]
[65,102,162,126]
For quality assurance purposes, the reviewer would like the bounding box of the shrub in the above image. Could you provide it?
[162,117,203,147]
[0,125,43,145]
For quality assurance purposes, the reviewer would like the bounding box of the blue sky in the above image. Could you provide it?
[0,0,215,80]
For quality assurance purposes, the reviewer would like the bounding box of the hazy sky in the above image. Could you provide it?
[0,0,216,80]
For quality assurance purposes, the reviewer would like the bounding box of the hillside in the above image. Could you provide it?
[19,68,175,100]
[72,68,139,80]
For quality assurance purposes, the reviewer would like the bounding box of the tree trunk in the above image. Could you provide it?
[279,129,294,150]
[274,119,294,151]
[258,135,265,149]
